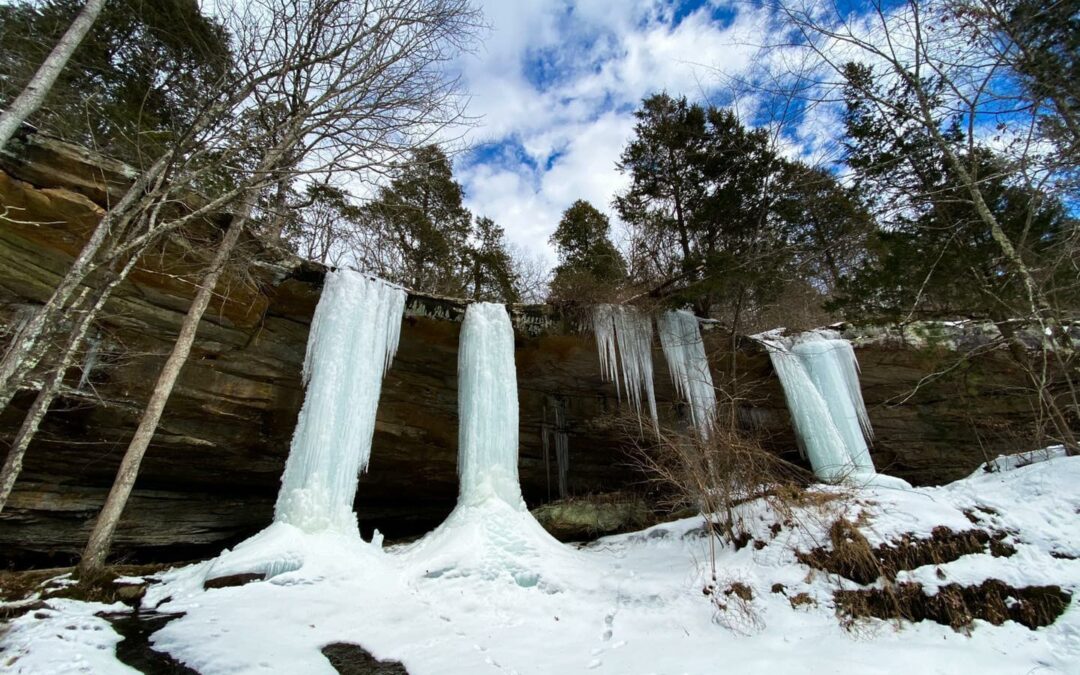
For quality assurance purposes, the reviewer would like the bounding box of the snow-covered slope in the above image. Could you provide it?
[2,454,1078,674]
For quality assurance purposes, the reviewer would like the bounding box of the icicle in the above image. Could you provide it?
[457,302,524,508]
[542,397,570,499]
[274,271,406,533]
[592,304,620,400]
[759,330,877,481]
[592,304,658,431]
[792,335,875,473]
[657,310,717,438]
[77,330,102,391]
[554,401,569,499]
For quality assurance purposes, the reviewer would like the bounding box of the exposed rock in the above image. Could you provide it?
[531,494,654,541]
[0,131,1068,566]
[203,573,263,590]
[322,643,409,675]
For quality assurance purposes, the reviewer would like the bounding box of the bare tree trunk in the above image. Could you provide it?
[0,0,107,151]
[0,249,142,514]
[76,209,248,580]
[0,153,170,413]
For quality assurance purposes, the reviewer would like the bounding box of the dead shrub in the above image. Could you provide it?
[621,395,817,593]
[799,522,1016,585]
[835,580,1071,631]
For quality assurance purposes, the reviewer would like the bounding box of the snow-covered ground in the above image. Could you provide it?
[3,453,1079,674]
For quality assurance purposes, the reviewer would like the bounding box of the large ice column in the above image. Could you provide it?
[457,302,524,508]
[760,330,877,481]
[791,335,874,472]
[592,304,658,431]
[274,271,406,533]
[658,310,717,438]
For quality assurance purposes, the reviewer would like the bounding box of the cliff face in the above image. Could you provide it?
[0,134,1062,566]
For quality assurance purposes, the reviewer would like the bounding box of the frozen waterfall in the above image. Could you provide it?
[658,310,717,438]
[592,304,658,431]
[273,270,406,533]
[457,302,524,508]
[761,331,876,482]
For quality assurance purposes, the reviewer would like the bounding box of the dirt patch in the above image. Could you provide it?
[798,520,1014,585]
[835,580,1071,631]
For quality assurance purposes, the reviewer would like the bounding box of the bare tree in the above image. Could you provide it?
[769,0,1077,451]
[75,0,480,580]
[0,0,106,151]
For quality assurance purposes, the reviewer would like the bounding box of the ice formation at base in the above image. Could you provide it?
[592,304,658,431]
[399,302,575,587]
[760,331,876,482]
[658,310,717,438]
[457,302,524,508]
[274,270,406,533]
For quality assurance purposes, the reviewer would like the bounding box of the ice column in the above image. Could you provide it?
[761,332,876,481]
[658,310,717,438]
[457,302,524,508]
[791,335,874,472]
[592,304,658,431]
[274,270,406,533]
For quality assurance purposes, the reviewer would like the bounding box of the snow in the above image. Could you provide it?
[4,454,1077,674]
[274,271,406,534]
[592,304,658,431]
[758,331,887,482]
[1,599,138,675]
[657,310,717,438]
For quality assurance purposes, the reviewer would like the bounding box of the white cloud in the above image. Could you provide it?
[454,0,782,266]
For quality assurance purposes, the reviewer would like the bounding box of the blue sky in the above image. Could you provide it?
[452,0,793,265]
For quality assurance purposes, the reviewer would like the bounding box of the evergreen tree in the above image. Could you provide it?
[830,62,1078,322]
[366,145,472,295]
[468,216,519,303]
[0,0,231,163]
[548,199,626,301]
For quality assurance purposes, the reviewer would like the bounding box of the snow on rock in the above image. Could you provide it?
[274,271,406,534]
[657,309,717,438]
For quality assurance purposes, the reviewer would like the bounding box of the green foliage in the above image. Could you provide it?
[615,93,872,324]
[831,62,1078,322]
[468,216,519,303]
[0,0,231,163]
[550,200,626,280]
[361,146,521,302]
[365,145,473,295]
[548,200,626,302]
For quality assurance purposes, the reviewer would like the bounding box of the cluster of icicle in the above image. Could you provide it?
[758,331,875,482]
[657,310,717,439]
[274,270,406,533]
[592,304,659,431]
[593,305,718,439]
[457,302,525,508]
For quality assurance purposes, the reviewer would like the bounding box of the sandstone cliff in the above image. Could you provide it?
[0,132,1062,565]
